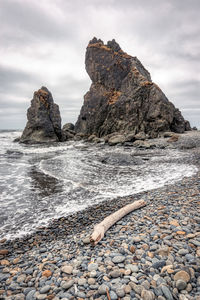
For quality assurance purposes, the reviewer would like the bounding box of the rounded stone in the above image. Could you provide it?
[61,279,74,290]
[61,265,73,275]
[40,285,51,294]
[141,289,155,300]
[42,270,52,278]
[88,278,96,285]
[89,270,97,277]
[161,285,173,300]
[110,269,121,278]
[78,278,86,286]
[98,284,109,295]
[124,284,131,294]
[174,270,190,283]
[109,290,118,300]
[88,263,98,272]
[112,256,125,264]
[176,279,187,291]
[178,249,189,255]
[116,287,125,297]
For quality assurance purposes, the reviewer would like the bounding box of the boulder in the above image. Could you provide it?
[135,131,147,140]
[87,134,100,143]
[133,140,152,149]
[63,123,75,131]
[75,37,190,138]
[108,134,126,146]
[167,135,179,143]
[20,87,62,144]
[62,123,75,141]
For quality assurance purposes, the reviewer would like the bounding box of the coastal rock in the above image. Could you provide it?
[62,123,75,141]
[75,37,190,138]
[20,87,62,144]
[108,134,125,145]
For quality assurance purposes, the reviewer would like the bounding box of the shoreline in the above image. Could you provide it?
[1,142,200,247]
[1,147,200,249]
[0,147,200,299]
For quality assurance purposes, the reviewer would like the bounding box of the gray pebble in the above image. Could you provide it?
[40,285,51,294]
[161,285,173,300]
[61,279,74,290]
[112,256,125,263]
[98,284,109,295]
[176,279,187,291]
[110,290,118,300]
[178,249,189,255]
[88,263,98,271]
[26,290,36,300]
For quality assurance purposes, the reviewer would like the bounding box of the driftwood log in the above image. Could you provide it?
[90,199,146,245]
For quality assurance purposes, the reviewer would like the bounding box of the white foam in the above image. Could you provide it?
[0,133,198,241]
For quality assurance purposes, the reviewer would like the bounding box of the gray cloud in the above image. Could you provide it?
[0,0,199,129]
[0,65,37,93]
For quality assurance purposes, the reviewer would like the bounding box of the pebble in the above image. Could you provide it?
[116,287,125,297]
[61,279,74,290]
[112,255,125,263]
[161,285,173,300]
[110,269,121,278]
[178,249,189,255]
[88,263,98,271]
[98,284,109,295]
[174,270,190,282]
[109,290,118,300]
[176,279,187,290]
[78,277,86,285]
[61,265,73,274]
[141,289,155,300]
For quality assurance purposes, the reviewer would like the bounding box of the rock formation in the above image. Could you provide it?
[75,37,191,139]
[20,87,62,143]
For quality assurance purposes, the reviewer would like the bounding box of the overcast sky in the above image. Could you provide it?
[0,0,199,129]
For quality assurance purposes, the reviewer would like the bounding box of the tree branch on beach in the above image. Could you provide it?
[90,199,146,246]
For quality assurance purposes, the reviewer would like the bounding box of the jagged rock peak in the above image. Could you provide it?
[88,37,104,45]
[75,38,191,138]
[20,87,62,144]
[89,37,121,52]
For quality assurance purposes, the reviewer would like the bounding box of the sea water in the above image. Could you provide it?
[0,130,197,240]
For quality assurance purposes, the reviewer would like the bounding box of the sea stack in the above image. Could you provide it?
[75,37,191,138]
[20,87,62,143]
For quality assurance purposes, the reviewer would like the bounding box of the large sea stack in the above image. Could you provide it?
[20,87,62,143]
[75,38,191,138]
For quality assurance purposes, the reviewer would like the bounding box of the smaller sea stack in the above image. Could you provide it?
[20,87,62,144]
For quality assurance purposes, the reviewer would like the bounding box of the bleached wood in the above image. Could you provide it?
[90,199,146,245]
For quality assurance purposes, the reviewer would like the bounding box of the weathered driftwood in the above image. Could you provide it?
[90,199,146,245]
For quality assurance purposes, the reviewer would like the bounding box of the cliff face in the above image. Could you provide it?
[75,38,190,138]
[20,87,62,144]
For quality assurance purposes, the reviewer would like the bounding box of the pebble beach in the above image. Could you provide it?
[0,134,200,300]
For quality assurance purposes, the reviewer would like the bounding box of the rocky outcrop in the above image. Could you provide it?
[20,87,62,144]
[75,37,191,138]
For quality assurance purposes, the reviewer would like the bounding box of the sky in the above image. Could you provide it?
[0,0,199,130]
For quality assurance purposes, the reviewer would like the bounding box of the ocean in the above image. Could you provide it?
[0,130,198,241]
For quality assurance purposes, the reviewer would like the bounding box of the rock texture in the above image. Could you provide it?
[75,38,191,138]
[20,87,62,143]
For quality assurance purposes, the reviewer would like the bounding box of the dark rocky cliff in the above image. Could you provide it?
[20,87,62,144]
[75,38,190,138]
